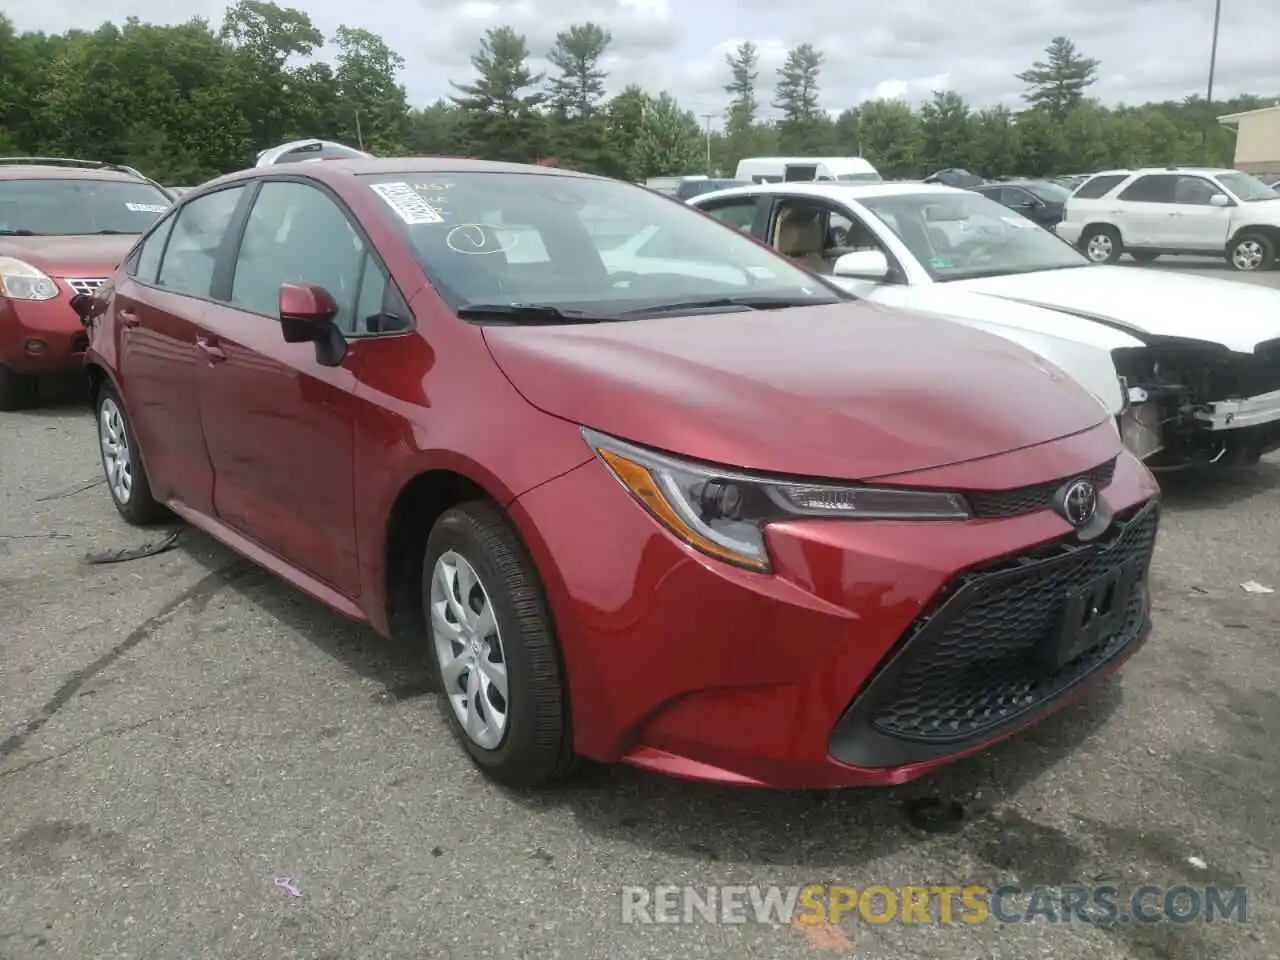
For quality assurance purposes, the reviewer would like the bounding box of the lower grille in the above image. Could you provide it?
[70,333,89,353]
[828,500,1159,767]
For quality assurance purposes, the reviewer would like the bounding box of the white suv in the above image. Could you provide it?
[1056,167,1280,271]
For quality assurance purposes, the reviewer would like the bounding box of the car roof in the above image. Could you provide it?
[1085,167,1237,178]
[203,157,602,191]
[0,164,149,182]
[690,181,968,205]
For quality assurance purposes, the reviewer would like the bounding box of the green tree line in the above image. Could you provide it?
[1,4,1273,186]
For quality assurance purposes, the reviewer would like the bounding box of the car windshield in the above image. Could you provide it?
[0,178,172,235]
[1216,172,1279,202]
[1024,181,1072,203]
[859,191,1089,282]
[358,171,845,315]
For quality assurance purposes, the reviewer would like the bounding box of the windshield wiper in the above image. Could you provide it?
[455,303,621,325]
[622,294,840,316]
[0,229,38,236]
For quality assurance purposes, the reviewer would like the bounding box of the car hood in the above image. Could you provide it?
[0,234,138,276]
[952,265,1280,353]
[482,301,1110,481]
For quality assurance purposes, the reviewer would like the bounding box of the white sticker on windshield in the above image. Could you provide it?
[1001,216,1038,229]
[126,202,168,213]
[369,182,444,224]
[747,266,776,279]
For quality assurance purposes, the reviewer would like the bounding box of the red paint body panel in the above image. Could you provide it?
[84,158,1160,790]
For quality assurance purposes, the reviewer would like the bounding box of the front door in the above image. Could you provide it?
[115,185,249,513]
[195,179,378,597]
[1169,176,1234,251]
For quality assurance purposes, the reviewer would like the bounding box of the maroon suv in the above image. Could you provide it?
[0,158,173,408]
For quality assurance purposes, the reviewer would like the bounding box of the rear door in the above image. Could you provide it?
[113,184,249,513]
[1115,174,1179,247]
[196,177,407,597]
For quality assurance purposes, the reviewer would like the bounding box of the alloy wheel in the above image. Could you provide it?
[99,396,133,505]
[429,550,510,750]
[1085,233,1113,263]
[1232,239,1265,271]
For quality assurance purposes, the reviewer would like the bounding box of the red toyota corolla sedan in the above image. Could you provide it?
[78,158,1160,789]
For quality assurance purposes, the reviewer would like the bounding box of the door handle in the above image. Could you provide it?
[119,308,140,328]
[195,337,226,363]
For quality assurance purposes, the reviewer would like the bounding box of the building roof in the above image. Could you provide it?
[1217,103,1280,127]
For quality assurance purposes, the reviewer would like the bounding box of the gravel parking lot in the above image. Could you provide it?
[2,263,1278,960]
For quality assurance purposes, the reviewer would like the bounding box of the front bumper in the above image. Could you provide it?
[510,423,1159,789]
[0,279,100,374]
[1196,386,1280,430]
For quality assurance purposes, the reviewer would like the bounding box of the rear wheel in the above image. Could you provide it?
[423,501,574,788]
[1227,233,1275,272]
[0,364,38,411]
[1081,225,1123,264]
[97,384,170,525]
[1130,251,1160,263]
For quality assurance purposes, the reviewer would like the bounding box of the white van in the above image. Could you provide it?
[735,156,881,184]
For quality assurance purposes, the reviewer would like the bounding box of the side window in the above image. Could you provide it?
[1174,176,1223,205]
[701,199,757,232]
[230,181,365,334]
[771,201,877,274]
[1118,175,1177,203]
[156,187,245,297]
[132,214,176,284]
[1004,188,1036,207]
[1074,174,1128,199]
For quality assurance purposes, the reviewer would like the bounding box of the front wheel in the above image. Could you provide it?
[423,501,574,788]
[1227,233,1275,272]
[1080,226,1123,264]
[96,384,170,525]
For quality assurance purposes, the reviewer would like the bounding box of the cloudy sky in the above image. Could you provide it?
[7,0,1280,123]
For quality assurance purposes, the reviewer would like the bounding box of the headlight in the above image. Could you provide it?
[0,257,59,301]
[584,429,973,572]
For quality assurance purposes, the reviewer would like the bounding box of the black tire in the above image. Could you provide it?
[95,383,171,525]
[0,364,38,411]
[1130,251,1160,263]
[422,500,574,788]
[1226,232,1275,272]
[1080,225,1123,264]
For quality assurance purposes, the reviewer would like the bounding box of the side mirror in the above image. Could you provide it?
[278,281,346,367]
[1209,194,1231,207]
[833,249,890,281]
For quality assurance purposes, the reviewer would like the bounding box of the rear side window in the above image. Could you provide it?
[1118,175,1177,203]
[1073,174,1128,199]
[156,186,245,298]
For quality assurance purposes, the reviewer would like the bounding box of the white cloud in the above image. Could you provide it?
[8,0,1280,125]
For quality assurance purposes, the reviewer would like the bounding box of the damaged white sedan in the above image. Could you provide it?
[687,181,1280,469]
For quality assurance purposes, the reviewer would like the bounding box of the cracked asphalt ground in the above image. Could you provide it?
[2,265,1278,960]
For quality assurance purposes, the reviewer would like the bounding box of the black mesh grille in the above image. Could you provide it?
[965,458,1116,519]
[853,501,1158,745]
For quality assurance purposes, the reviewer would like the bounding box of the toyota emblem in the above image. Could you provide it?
[1058,479,1098,528]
